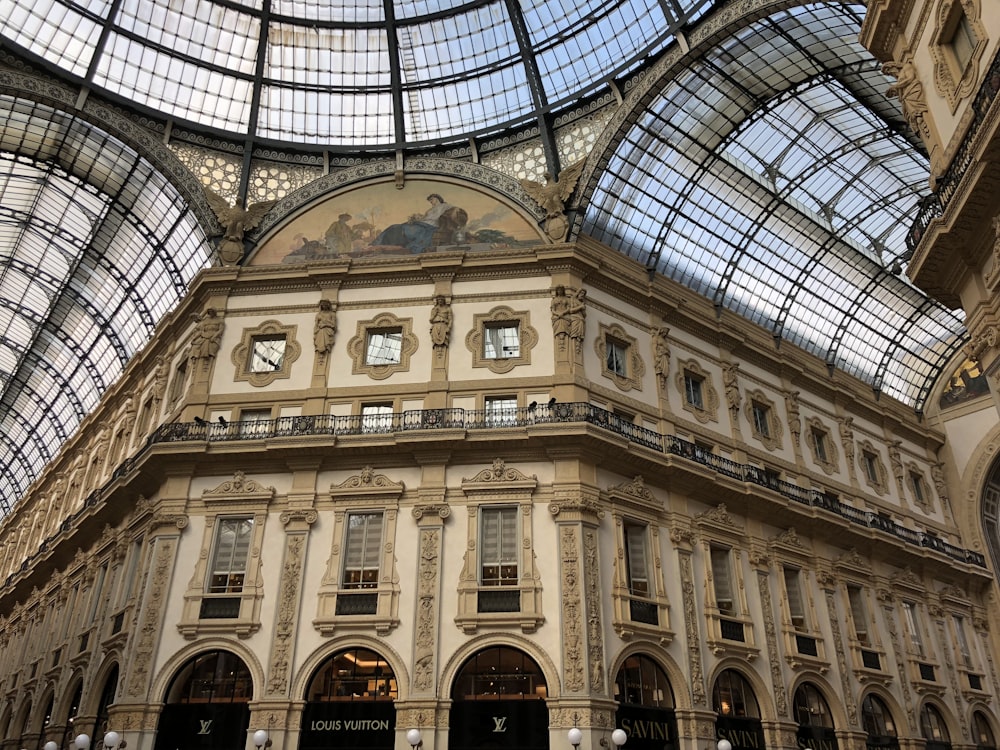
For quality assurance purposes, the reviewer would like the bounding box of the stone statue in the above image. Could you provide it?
[932,462,950,506]
[888,440,904,493]
[188,308,224,363]
[430,296,452,348]
[313,300,337,354]
[723,363,741,414]
[839,417,855,466]
[151,355,168,404]
[551,286,572,347]
[654,327,671,383]
[883,59,930,141]
[784,390,801,447]
[204,187,276,265]
[568,288,587,352]
[519,159,586,242]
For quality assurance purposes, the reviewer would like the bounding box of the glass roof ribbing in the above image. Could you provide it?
[582,3,964,408]
[0,0,714,146]
[0,97,213,510]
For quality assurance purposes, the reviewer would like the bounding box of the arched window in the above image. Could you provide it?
[713,670,760,718]
[452,646,547,700]
[793,683,834,728]
[165,651,252,703]
[615,654,674,708]
[306,648,397,701]
[861,694,898,750]
[95,666,119,738]
[973,712,996,750]
[61,682,83,750]
[920,704,951,750]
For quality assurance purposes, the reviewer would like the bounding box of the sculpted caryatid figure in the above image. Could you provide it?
[654,327,671,384]
[567,288,587,352]
[883,59,930,141]
[188,308,224,363]
[430,296,452,348]
[313,300,337,354]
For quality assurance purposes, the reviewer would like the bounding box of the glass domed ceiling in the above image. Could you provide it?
[1,0,714,146]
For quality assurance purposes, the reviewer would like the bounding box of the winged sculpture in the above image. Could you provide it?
[519,159,586,242]
[204,187,276,265]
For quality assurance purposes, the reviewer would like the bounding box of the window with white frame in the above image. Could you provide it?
[863,450,880,484]
[812,427,828,462]
[361,403,394,433]
[606,337,628,376]
[953,615,972,668]
[710,546,736,615]
[684,371,704,409]
[481,507,518,587]
[485,396,518,427]
[624,522,650,597]
[752,401,771,438]
[784,567,806,630]
[239,408,272,437]
[484,323,520,359]
[847,584,870,646]
[902,601,924,656]
[342,512,383,589]
[250,335,287,372]
[208,517,253,594]
[366,328,403,365]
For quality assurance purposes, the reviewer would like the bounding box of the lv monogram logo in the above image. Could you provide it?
[492,717,508,733]
[197,720,214,735]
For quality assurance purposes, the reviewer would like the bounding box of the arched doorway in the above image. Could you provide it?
[95,666,119,738]
[299,647,397,750]
[920,704,951,750]
[973,712,996,750]
[614,654,678,750]
[793,683,837,750]
[448,646,548,750]
[153,651,253,750]
[713,669,765,750]
[861,694,898,750]
[60,682,83,750]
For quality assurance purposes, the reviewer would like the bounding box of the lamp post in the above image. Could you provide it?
[611,729,627,749]
[717,740,732,750]
[406,729,422,750]
[568,727,583,750]
[43,741,58,750]
[74,734,90,750]
[103,732,126,750]
[252,730,270,750]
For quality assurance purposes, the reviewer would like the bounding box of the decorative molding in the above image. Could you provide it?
[412,527,441,693]
[465,306,538,373]
[231,319,302,387]
[330,466,405,497]
[347,312,418,380]
[676,359,720,423]
[560,525,585,692]
[204,471,276,502]
[595,322,645,391]
[266,533,307,696]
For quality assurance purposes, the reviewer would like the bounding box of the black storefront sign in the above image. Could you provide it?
[797,725,839,750]
[154,703,251,750]
[716,716,767,750]
[449,700,548,750]
[617,705,679,750]
[299,701,396,750]
[865,737,900,750]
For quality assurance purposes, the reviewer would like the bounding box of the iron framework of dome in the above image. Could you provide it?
[0,0,969,511]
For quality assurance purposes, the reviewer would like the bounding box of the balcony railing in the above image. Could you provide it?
[907,47,1000,253]
[4,402,986,592]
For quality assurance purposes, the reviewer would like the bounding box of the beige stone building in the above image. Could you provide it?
[0,3,999,750]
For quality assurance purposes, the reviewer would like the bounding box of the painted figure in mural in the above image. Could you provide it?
[325,213,355,255]
[371,194,467,253]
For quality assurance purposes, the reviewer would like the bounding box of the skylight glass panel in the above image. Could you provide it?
[273,0,380,22]
[266,25,390,87]
[529,0,669,102]
[400,7,519,82]
[0,0,102,77]
[257,87,395,144]
[94,34,254,131]
[115,0,260,73]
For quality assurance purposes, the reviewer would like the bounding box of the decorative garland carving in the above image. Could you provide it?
[678,547,706,705]
[583,528,605,692]
[757,571,787,716]
[560,525,585,692]
[413,528,441,692]
[267,533,306,696]
[825,588,858,725]
[127,537,176,697]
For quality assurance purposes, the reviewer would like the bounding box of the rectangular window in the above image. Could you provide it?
[208,517,254,593]
[752,401,770,437]
[485,396,518,427]
[863,451,880,483]
[848,584,870,646]
[812,428,828,462]
[624,523,650,597]
[951,11,977,70]
[910,472,926,504]
[361,403,394,433]
[484,323,520,359]
[117,539,144,607]
[784,567,806,629]
[481,507,518,586]
[87,564,108,624]
[342,512,383,589]
[366,329,402,365]
[684,372,704,409]
[606,338,628,376]
[954,615,972,667]
[239,408,272,437]
[903,601,924,656]
[710,546,735,615]
[168,360,187,408]
[250,335,286,372]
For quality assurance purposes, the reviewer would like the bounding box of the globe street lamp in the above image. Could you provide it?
[568,727,583,750]
[74,734,90,750]
[406,729,422,750]
[717,740,732,750]
[43,741,58,750]
[103,732,126,750]
[611,729,627,749]
[253,730,269,750]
